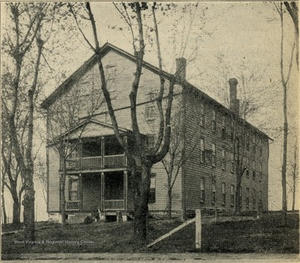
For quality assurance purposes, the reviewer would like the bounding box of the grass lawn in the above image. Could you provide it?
[2,213,298,254]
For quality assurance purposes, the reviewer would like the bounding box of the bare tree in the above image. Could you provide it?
[161,105,202,219]
[284,2,298,68]
[289,141,298,211]
[1,2,73,240]
[67,2,195,241]
[1,169,8,225]
[1,3,52,240]
[274,3,296,225]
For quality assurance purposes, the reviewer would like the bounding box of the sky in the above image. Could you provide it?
[2,2,298,222]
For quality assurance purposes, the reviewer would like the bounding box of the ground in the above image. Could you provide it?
[2,212,299,260]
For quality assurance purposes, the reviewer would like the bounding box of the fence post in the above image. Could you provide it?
[195,209,201,249]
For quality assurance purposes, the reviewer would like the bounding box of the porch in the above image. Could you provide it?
[60,136,128,172]
[64,171,133,214]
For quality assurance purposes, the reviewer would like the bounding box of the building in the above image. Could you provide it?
[42,43,269,222]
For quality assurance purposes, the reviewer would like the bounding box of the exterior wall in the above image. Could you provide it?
[149,162,182,212]
[47,146,60,212]
[182,88,269,212]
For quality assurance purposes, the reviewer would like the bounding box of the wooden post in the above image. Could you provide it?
[195,209,201,250]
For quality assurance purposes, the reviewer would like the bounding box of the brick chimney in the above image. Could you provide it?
[176,58,186,81]
[229,78,239,115]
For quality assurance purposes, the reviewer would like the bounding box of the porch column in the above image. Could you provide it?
[101,137,105,168]
[123,171,128,222]
[79,173,83,212]
[100,172,105,212]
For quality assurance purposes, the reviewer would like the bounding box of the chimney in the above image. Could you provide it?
[176,58,186,81]
[228,78,239,115]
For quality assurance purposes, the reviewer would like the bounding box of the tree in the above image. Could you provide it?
[68,2,192,241]
[274,2,296,225]
[1,2,70,240]
[284,2,298,68]
[45,80,104,226]
[206,55,273,214]
[289,141,298,211]
[161,105,202,219]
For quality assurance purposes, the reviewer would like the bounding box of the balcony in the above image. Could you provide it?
[60,155,127,171]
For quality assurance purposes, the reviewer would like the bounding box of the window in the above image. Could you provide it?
[253,189,256,210]
[212,110,216,132]
[68,176,79,201]
[200,178,205,203]
[200,138,205,163]
[246,168,249,178]
[146,91,158,101]
[211,182,216,205]
[212,143,216,167]
[221,148,226,170]
[230,185,235,207]
[221,183,226,205]
[146,135,155,149]
[253,161,256,180]
[221,116,226,139]
[149,173,156,203]
[145,104,157,120]
[231,153,234,173]
[246,137,250,151]
[200,103,205,127]
[252,133,256,155]
[246,187,249,208]
[259,190,262,207]
[259,138,263,155]
[259,163,262,181]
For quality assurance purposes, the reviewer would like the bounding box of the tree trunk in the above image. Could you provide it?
[133,162,151,242]
[61,157,67,226]
[235,173,242,215]
[292,187,295,211]
[22,172,35,241]
[1,180,7,225]
[13,202,21,224]
[11,186,21,224]
[167,188,172,219]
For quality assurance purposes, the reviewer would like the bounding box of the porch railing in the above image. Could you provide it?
[60,155,126,171]
[104,200,125,210]
[66,201,80,211]
[103,155,126,168]
[81,156,102,170]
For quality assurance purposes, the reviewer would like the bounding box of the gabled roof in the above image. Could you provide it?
[54,118,130,142]
[41,42,173,109]
[42,42,271,140]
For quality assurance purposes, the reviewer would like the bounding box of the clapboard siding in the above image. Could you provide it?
[149,162,182,212]
[48,146,60,212]
[183,89,269,212]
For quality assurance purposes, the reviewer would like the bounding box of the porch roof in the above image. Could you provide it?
[60,119,131,140]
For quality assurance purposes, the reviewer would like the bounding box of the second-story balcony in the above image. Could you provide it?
[59,135,128,171]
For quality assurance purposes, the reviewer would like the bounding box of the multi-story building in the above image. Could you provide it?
[42,43,269,222]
